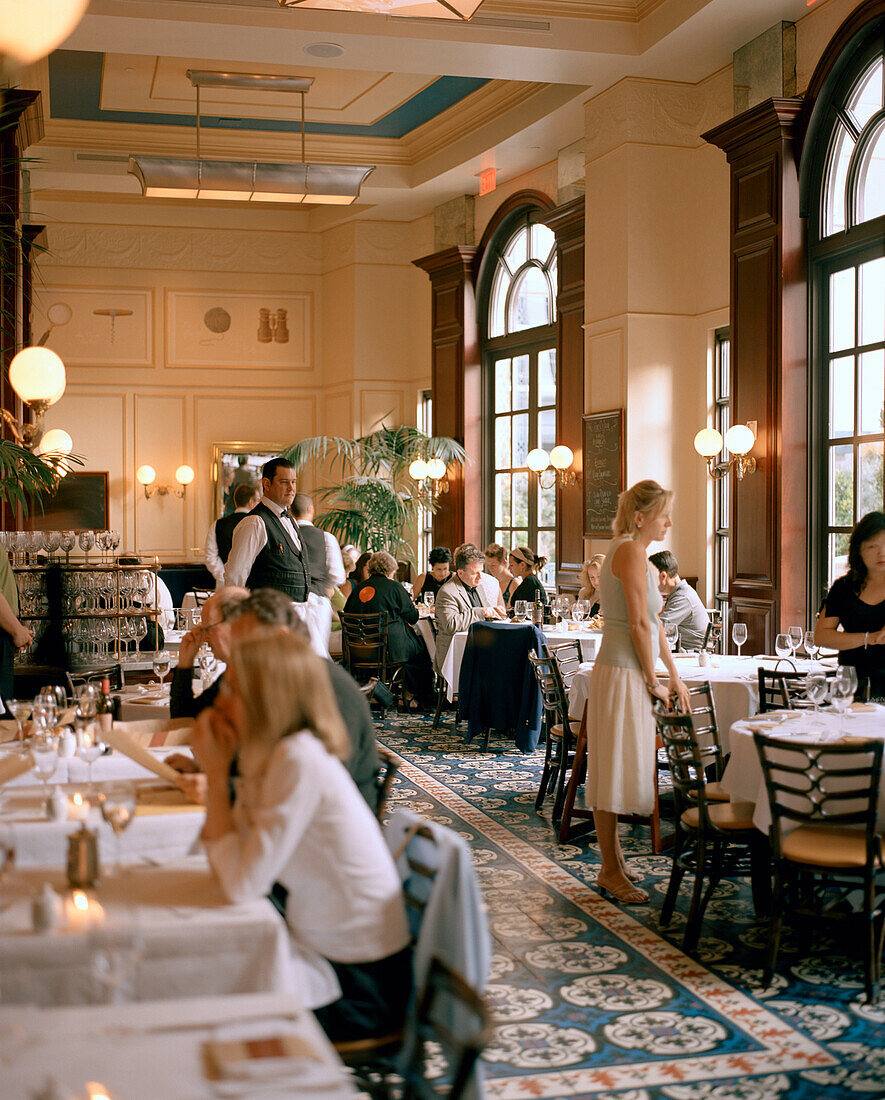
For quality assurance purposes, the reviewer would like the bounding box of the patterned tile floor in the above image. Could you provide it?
[375,711,885,1099]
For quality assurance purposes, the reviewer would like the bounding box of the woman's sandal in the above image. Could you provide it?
[595,875,649,905]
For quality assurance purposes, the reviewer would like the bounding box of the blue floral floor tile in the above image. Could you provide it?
[375,712,885,1099]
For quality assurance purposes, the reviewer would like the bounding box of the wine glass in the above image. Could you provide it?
[78,529,95,562]
[554,595,571,626]
[774,633,792,661]
[663,623,679,652]
[514,600,528,623]
[788,626,803,660]
[423,591,435,610]
[31,691,57,732]
[197,645,216,690]
[804,630,819,661]
[572,600,586,624]
[829,669,855,736]
[732,622,748,658]
[805,671,828,712]
[4,699,31,746]
[152,651,171,688]
[59,530,76,564]
[31,731,60,813]
[99,781,137,874]
[78,684,99,720]
[75,712,104,791]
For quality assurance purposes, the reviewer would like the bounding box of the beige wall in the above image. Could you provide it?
[36,199,432,562]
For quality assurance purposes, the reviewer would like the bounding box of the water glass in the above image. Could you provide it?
[774,633,792,661]
[152,651,171,687]
[804,630,819,661]
[99,781,137,874]
[423,591,435,610]
[664,623,679,651]
[805,671,828,712]
[76,712,104,790]
[732,622,747,657]
[514,600,528,623]
[32,732,60,809]
[572,601,586,624]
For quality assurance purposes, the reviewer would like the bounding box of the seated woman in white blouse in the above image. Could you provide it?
[194,630,412,1041]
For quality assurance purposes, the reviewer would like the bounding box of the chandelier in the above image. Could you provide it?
[128,71,374,205]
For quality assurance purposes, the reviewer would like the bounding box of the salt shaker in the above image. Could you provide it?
[698,650,709,667]
[57,726,77,759]
[47,787,68,822]
[31,883,63,933]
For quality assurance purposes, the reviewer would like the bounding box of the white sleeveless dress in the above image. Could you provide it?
[583,535,662,815]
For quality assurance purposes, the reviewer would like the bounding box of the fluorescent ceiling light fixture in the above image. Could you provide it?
[278,0,484,18]
[127,69,374,205]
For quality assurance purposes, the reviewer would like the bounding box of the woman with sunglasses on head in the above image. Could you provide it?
[506,546,549,610]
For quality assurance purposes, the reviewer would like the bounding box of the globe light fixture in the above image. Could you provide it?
[694,423,757,480]
[526,444,576,489]
[409,455,448,497]
[409,458,428,481]
[1,346,69,450]
[0,0,90,76]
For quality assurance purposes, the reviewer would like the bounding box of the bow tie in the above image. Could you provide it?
[278,510,293,520]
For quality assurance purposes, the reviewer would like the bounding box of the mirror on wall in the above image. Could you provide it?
[211,443,287,518]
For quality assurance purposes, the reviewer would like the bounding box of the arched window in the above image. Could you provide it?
[481,212,558,586]
[808,26,885,599]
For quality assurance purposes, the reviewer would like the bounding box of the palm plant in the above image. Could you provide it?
[284,424,465,563]
[0,439,81,513]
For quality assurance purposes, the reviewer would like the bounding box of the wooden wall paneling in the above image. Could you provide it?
[704,98,806,655]
[413,247,478,552]
[543,198,586,592]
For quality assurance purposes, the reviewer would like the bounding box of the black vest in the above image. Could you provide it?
[214,511,249,565]
[245,502,310,603]
[297,522,330,597]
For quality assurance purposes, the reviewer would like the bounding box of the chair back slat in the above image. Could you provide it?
[527,652,562,720]
[653,701,718,821]
[753,732,884,852]
[686,681,724,780]
[339,611,392,684]
[550,640,582,691]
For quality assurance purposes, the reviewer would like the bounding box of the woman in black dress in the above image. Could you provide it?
[815,511,885,701]
[413,547,452,604]
[505,546,549,609]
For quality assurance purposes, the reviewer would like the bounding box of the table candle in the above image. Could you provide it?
[65,889,105,930]
[68,792,90,822]
[86,1083,113,1100]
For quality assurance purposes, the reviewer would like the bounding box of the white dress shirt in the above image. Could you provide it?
[205,507,250,588]
[224,496,302,589]
[204,732,410,1008]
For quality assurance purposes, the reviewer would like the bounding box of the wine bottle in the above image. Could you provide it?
[532,599,544,626]
[96,677,114,735]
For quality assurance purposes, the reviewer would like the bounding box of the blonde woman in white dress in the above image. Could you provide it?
[585,480,690,904]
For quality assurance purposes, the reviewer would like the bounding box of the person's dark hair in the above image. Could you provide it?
[291,492,313,519]
[117,555,141,566]
[232,482,257,509]
[510,546,548,574]
[484,543,506,563]
[453,544,484,572]
[649,550,679,577]
[226,587,308,639]
[847,511,885,593]
[353,551,372,582]
[261,456,296,483]
[428,546,452,567]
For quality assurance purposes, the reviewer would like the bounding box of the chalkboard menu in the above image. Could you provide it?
[583,410,624,537]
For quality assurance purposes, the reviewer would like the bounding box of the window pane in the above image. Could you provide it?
[503,226,527,271]
[860,256,885,347]
[495,474,511,527]
[829,444,854,525]
[829,355,855,438]
[495,530,508,550]
[538,348,556,407]
[848,57,883,130]
[830,267,856,352]
[512,472,529,527]
[508,265,551,332]
[538,482,555,527]
[828,532,850,589]
[823,119,853,236]
[495,416,511,468]
[495,358,511,413]
[512,413,529,468]
[531,223,555,264]
[538,408,556,452]
[537,529,556,588]
[513,530,528,549]
[489,266,508,339]
[512,356,529,411]
[548,253,558,301]
[860,349,885,436]
[860,441,884,515]
[856,119,885,226]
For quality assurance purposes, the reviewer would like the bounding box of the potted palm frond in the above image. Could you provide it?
[0,439,81,513]
[284,424,465,563]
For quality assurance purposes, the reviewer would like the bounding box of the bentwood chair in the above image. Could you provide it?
[339,612,406,712]
[655,702,768,952]
[754,732,885,1003]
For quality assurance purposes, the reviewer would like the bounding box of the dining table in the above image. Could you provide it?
[0,992,355,1099]
[0,857,294,1007]
[721,702,885,833]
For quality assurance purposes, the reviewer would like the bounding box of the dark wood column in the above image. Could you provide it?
[1,90,42,532]
[542,198,585,592]
[413,246,479,551]
[704,98,806,654]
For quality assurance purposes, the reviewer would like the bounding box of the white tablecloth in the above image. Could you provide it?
[0,783,204,868]
[0,743,194,788]
[0,858,293,1006]
[722,704,885,833]
[439,626,603,701]
[0,993,355,1099]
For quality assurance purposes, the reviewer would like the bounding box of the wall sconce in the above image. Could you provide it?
[409,457,449,497]
[0,346,68,450]
[694,423,757,480]
[137,464,195,499]
[526,445,576,489]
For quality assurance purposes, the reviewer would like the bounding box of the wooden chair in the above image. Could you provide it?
[549,639,582,691]
[757,667,807,711]
[655,702,768,952]
[684,682,729,803]
[374,747,400,821]
[339,612,406,711]
[754,732,885,1003]
[190,588,213,607]
[527,652,577,824]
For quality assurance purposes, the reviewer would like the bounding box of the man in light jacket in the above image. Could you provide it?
[434,543,504,674]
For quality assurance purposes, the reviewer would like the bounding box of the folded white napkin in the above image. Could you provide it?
[204,1019,322,1082]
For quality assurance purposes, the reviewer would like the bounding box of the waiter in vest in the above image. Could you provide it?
[224,457,325,655]
[205,482,260,588]
[291,491,346,651]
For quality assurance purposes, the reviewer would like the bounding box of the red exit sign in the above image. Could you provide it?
[479,167,496,195]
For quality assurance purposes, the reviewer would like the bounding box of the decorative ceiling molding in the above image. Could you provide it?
[484,0,669,21]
